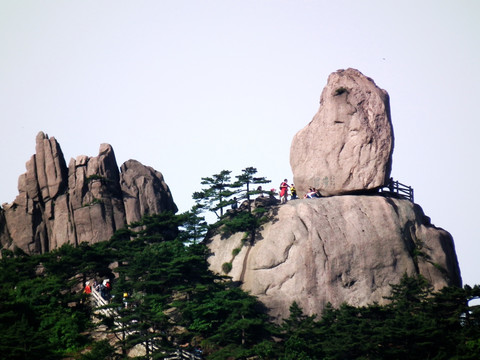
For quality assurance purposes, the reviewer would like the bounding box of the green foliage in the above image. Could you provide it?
[82,197,103,207]
[86,174,105,182]
[222,262,232,274]
[180,285,271,350]
[0,245,92,359]
[193,167,271,222]
[232,167,270,214]
[85,174,111,185]
[222,211,259,236]
[179,204,209,244]
[193,167,273,250]
[280,302,323,359]
[273,275,480,360]
[193,169,235,218]
[96,213,275,357]
[385,273,433,308]
[79,340,115,360]
[130,210,180,242]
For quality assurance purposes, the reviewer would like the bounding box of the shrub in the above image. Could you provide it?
[232,247,241,257]
[222,262,232,274]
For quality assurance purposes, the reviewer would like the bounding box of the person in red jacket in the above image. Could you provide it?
[280,179,289,204]
[84,282,92,295]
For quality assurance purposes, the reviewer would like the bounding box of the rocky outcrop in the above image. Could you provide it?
[206,196,461,321]
[0,132,177,254]
[1,132,68,253]
[120,159,178,224]
[290,68,394,197]
[67,144,126,246]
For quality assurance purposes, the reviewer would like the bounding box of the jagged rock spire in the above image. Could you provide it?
[0,132,177,254]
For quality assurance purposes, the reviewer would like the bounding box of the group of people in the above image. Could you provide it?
[303,187,322,199]
[279,179,297,203]
[280,180,323,202]
[84,279,112,301]
[228,178,322,208]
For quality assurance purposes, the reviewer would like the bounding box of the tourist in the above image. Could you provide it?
[257,186,264,197]
[305,187,319,198]
[280,179,288,204]
[84,282,92,295]
[290,184,297,199]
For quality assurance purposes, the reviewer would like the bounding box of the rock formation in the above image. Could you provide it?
[67,143,126,246]
[207,68,461,321]
[120,159,177,225]
[290,68,394,197]
[206,196,461,321]
[0,132,177,254]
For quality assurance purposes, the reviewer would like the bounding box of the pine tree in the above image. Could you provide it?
[232,167,271,215]
[213,167,272,244]
[280,302,322,360]
[192,170,235,218]
[179,205,208,244]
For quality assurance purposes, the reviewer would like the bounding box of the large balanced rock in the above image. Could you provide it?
[206,197,461,321]
[290,68,394,197]
[0,132,177,254]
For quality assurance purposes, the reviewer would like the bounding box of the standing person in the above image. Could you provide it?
[84,282,92,295]
[280,179,289,204]
[290,184,297,200]
[257,186,264,198]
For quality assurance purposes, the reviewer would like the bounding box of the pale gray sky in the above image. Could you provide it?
[1,1,479,286]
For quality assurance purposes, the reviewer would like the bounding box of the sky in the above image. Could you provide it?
[1,1,479,286]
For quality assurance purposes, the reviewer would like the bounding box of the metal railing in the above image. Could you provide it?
[164,349,203,360]
[379,178,414,202]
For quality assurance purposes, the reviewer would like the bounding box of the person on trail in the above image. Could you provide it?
[84,282,92,295]
[290,184,297,200]
[231,197,238,210]
[100,282,106,300]
[280,179,288,204]
[100,279,111,301]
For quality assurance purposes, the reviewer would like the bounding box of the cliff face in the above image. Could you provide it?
[206,196,461,321]
[0,132,177,254]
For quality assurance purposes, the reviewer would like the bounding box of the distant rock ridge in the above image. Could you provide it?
[0,132,177,254]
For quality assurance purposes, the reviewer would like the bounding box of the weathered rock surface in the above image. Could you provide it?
[290,68,394,197]
[120,159,178,224]
[206,196,461,321]
[1,132,68,253]
[67,143,126,246]
[0,132,177,254]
